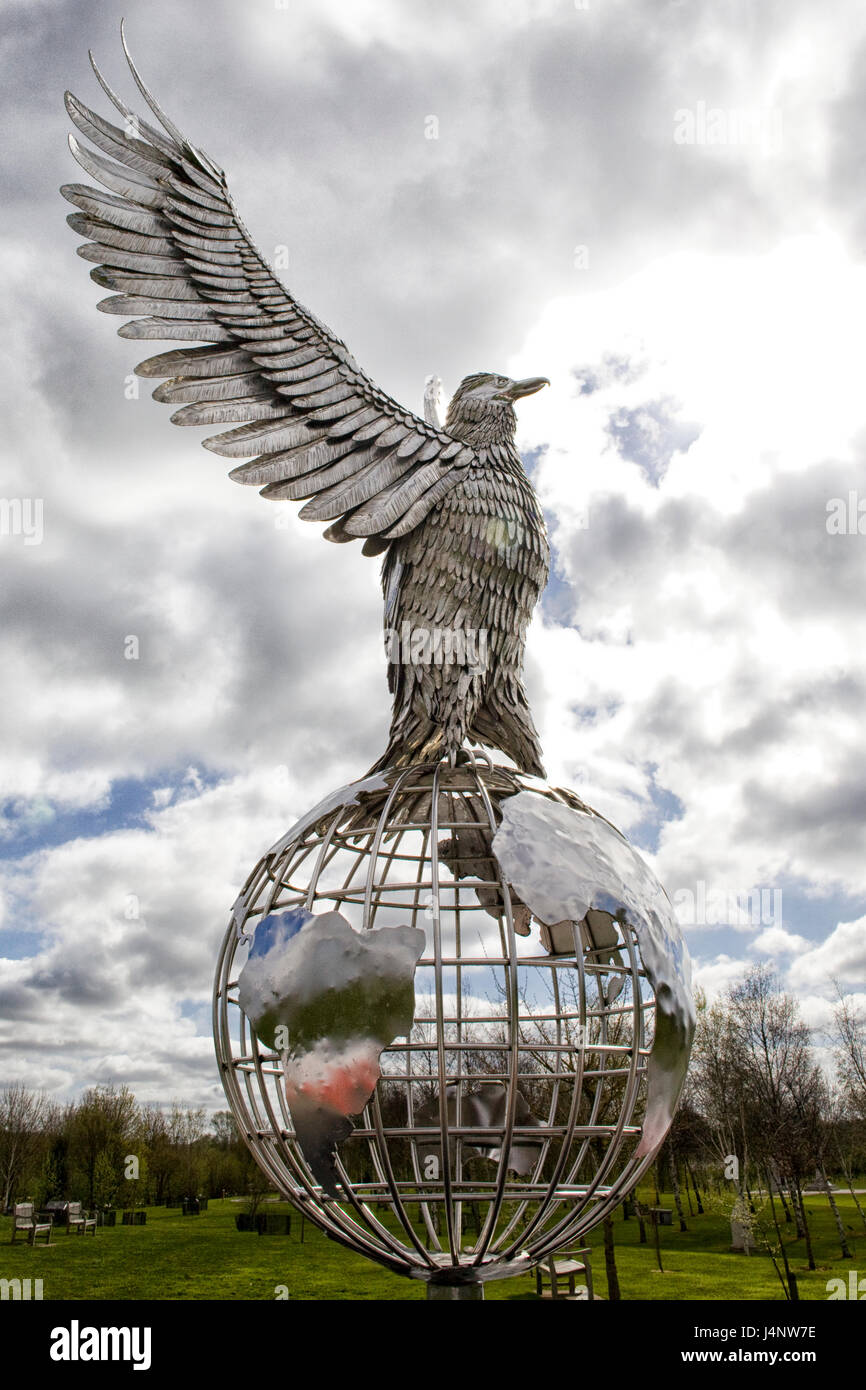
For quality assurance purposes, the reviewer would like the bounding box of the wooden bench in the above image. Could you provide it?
[66,1202,97,1236]
[10,1202,53,1246]
[535,1245,594,1300]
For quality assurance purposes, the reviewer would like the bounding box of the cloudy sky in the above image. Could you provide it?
[2,0,865,1111]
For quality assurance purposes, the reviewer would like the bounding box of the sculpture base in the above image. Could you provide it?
[426,1281,485,1301]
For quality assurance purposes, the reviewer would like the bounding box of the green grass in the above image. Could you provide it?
[1,1191,862,1301]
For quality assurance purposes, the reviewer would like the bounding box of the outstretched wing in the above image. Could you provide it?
[62,27,475,558]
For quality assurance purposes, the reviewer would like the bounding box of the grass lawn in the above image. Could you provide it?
[1,1189,862,1301]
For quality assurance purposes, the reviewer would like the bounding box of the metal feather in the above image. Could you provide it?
[166,210,240,241]
[77,243,185,274]
[282,382,355,409]
[60,184,165,236]
[67,135,163,204]
[165,174,227,213]
[134,347,253,379]
[203,419,319,459]
[87,49,178,158]
[117,318,234,341]
[303,396,366,424]
[97,295,216,319]
[275,368,345,397]
[66,215,176,257]
[228,438,353,489]
[171,229,245,256]
[171,398,283,426]
[296,448,411,519]
[164,196,234,229]
[120,19,213,170]
[152,371,265,404]
[64,90,174,175]
[91,269,200,300]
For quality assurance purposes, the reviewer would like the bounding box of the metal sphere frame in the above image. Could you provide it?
[213,753,667,1293]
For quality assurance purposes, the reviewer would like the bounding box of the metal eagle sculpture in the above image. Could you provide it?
[62,28,551,777]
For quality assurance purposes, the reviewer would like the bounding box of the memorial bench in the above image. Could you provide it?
[10,1202,53,1247]
[535,1245,594,1300]
[66,1202,97,1236]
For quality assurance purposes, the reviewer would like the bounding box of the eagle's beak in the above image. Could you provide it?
[507,377,550,400]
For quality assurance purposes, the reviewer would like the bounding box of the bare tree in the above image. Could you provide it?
[727,966,820,1273]
[138,1105,175,1204]
[168,1103,208,1196]
[664,1132,688,1231]
[0,1083,48,1209]
[688,989,750,1196]
[602,1215,621,1299]
[811,1083,854,1257]
[833,987,866,1120]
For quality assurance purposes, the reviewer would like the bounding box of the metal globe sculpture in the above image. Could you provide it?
[214,754,694,1297]
[60,32,696,1300]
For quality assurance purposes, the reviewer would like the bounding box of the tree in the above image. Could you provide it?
[687,990,750,1194]
[727,966,820,1274]
[168,1104,207,1196]
[602,1215,621,1299]
[32,1149,61,1211]
[665,1135,688,1231]
[69,1086,138,1206]
[831,1110,866,1232]
[93,1150,120,1210]
[139,1105,176,1204]
[123,1152,149,1212]
[811,1082,854,1258]
[0,1083,48,1209]
[211,1111,239,1148]
[833,988,866,1120]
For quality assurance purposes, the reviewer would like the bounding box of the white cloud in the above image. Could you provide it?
[748,926,811,956]
[691,954,748,1001]
[787,916,866,991]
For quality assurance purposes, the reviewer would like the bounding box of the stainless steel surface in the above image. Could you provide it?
[491,790,695,1158]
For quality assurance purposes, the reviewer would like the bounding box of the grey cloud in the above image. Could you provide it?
[554,457,866,629]
[739,764,866,844]
[8,0,839,416]
[605,398,702,484]
[573,353,648,396]
[547,452,866,887]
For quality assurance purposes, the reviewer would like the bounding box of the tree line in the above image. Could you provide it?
[0,1088,262,1213]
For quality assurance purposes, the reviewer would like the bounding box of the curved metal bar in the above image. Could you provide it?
[469,766,521,1263]
[427,759,458,1264]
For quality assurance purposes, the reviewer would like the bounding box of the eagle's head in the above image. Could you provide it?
[445,372,549,447]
